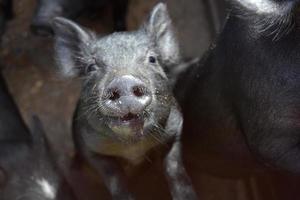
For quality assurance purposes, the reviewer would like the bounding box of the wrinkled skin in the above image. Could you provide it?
[31,0,128,36]
[175,0,300,175]
[53,3,197,200]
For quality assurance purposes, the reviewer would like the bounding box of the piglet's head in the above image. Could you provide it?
[52,3,180,142]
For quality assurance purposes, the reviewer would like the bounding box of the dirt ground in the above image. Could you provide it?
[1,0,300,200]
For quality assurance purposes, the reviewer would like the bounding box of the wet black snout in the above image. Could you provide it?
[103,75,152,116]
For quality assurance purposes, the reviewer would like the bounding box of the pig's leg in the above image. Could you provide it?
[86,154,134,200]
[112,0,128,31]
[163,107,198,200]
[164,141,198,200]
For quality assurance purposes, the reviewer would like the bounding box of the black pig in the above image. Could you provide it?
[0,74,76,200]
[0,1,76,199]
[31,0,128,36]
[53,3,197,200]
[175,0,300,175]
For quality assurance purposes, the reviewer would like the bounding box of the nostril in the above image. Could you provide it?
[132,86,146,97]
[108,89,120,101]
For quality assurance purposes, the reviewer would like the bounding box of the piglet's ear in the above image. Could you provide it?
[145,3,180,66]
[52,17,96,77]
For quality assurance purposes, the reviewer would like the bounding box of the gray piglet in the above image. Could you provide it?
[52,3,197,200]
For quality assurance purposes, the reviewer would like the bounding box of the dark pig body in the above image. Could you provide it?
[0,74,77,200]
[53,3,197,200]
[0,2,76,199]
[176,0,300,175]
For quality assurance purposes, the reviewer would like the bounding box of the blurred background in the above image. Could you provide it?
[1,0,300,199]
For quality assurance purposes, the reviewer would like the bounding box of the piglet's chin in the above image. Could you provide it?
[108,119,144,139]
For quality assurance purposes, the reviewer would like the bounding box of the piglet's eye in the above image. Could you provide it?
[149,56,156,64]
[86,64,98,74]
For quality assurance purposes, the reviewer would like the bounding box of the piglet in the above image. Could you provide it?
[52,3,197,200]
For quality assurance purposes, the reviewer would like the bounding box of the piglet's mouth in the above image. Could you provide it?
[108,113,145,137]
[120,113,140,122]
[110,113,144,126]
